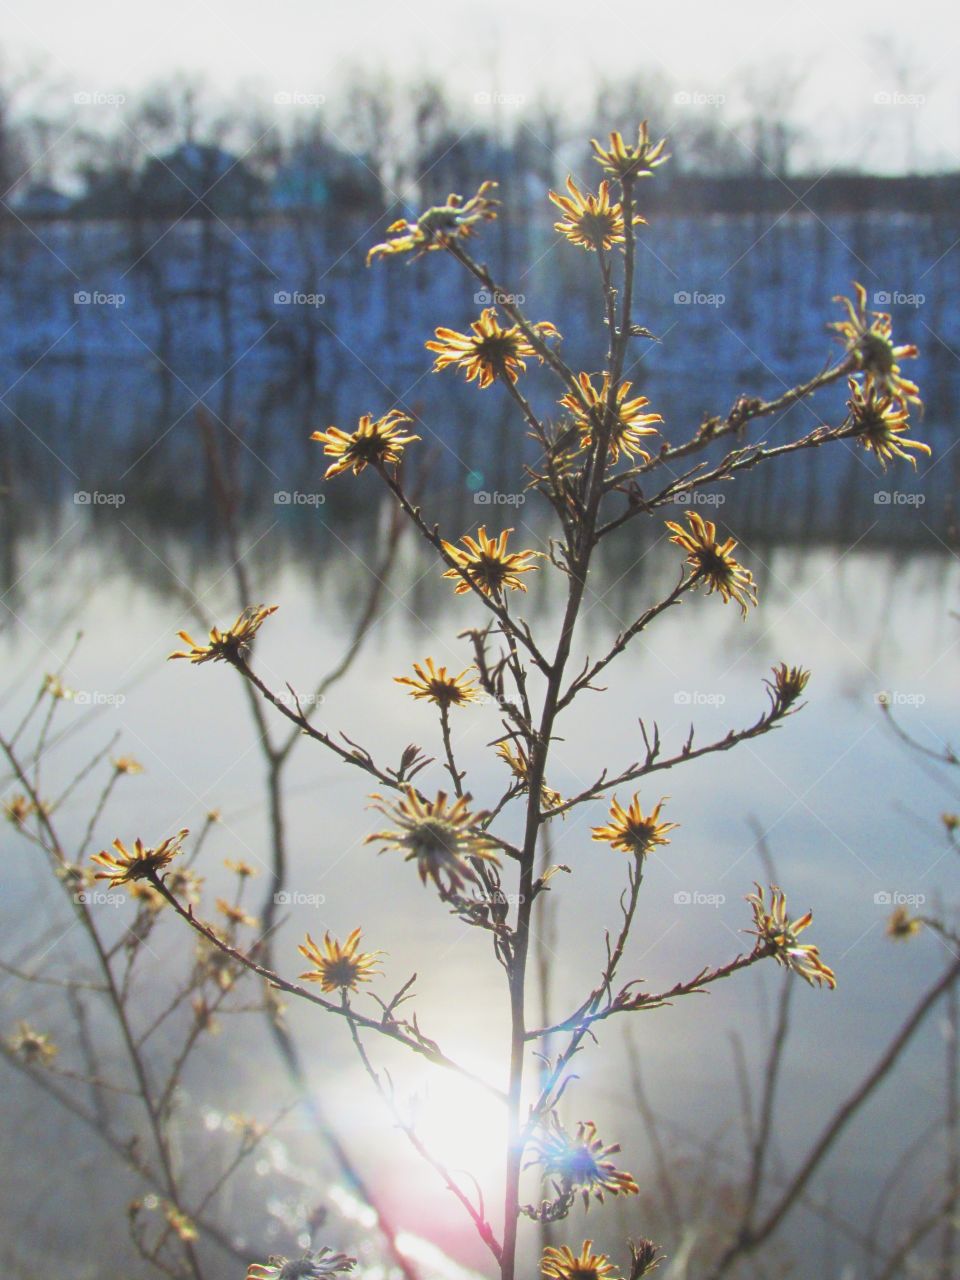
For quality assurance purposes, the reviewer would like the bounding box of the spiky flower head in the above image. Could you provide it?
[7,1020,58,1067]
[528,1115,640,1208]
[496,740,563,815]
[550,177,643,251]
[247,1248,357,1280]
[169,606,277,665]
[559,372,662,463]
[367,182,499,265]
[367,787,499,899]
[395,657,479,708]
[666,512,758,617]
[441,525,540,597]
[746,883,836,989]
[766,663,811,712]
[92,829,188,885]
[591,123,669,181]
[846,377,930,471]
[426,308,559,389]
[298,928,383,993]
[831,282,921,408]
[542,1241,620,1280]
[592,794,676,857]
[311,410,420,478]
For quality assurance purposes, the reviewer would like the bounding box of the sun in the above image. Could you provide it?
[411,1064,507,1185]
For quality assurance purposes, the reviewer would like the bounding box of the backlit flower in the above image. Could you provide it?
[164,1204,198,1242]
[216,898,258,929]
[367,182,499,265]
[846,377,930,470]
[529,1115,640,1208]
[559,372,662,462]
[746,883,836,989]
[426,308,559,389]
[170,606,277,665]
[7,1020,58,1067]
[542,1241,620,1280]
[298,928,382,993]
[666,512,758,617]
[128,882,166,912]
[395,657,479,708]
[886,906,922,940]
[92,830,188,885]
[225,858,259,878]
[367,787,499,898]
[767,663,811,711]
[550,177,643,252]
[496,741,563,814]
[247,1248,356,1280]
[591,794,676,857]
[441,525,540,596]
[831,282,920,407]
[4,794,33,825]
[591,123,669,181]
[311,410,419,478]
[111,755,144,775]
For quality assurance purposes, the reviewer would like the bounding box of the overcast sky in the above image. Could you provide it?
[4,0,957,172]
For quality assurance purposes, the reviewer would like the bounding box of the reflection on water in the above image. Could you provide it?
[1,505,958,1274]
[1,203,956,1275]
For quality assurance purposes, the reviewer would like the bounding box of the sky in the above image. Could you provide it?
[3,0,958,172]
